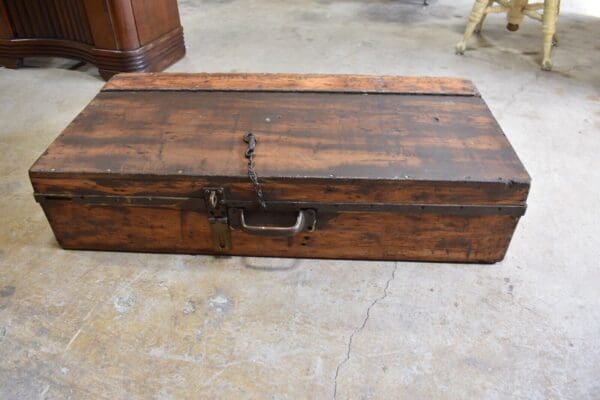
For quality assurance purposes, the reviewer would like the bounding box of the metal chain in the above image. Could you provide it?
[243,132,267,210]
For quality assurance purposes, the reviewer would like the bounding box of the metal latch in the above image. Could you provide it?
[203,188,232,252]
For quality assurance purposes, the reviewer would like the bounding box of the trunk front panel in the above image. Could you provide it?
[40,200,519,263]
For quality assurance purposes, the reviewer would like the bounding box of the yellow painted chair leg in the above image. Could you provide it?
[506,0,528,31]
[542,0,559,70]
[456,0,490,54]
[474,0,494,33]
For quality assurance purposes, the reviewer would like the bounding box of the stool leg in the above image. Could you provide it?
[507,0,528,31]
[456,0,491,54]
[475,0,494,33]
[542,0,559,70]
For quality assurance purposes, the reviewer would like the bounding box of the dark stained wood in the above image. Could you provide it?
[0,0,185,80]
[30,90,530,201]
[0,27,184,77]
[82,0,117,49]
[95,27,185,79]
[30,74,530,263]
[0,55,21,68]
[105,0,139,50]
[31,176,529,206]
[104,73,480,96]
[40,201,518,262]
[4,0,93,43]
[0,1,13,39]
[130,0,181,45]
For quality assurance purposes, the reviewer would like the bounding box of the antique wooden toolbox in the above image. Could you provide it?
[29,73,530,263]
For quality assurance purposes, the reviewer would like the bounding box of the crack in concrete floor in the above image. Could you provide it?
[332,263,398,399]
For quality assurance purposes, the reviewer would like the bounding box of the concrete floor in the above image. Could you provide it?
[1,0,599,398]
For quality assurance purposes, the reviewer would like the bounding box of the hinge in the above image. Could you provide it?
[203,188,232,252]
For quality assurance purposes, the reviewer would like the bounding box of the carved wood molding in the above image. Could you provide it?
[0,0,185,80]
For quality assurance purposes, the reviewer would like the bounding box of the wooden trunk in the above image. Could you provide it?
[29,73,530,263]
[0,0,185,80]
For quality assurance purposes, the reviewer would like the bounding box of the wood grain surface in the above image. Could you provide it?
[130,0,181,45]
[3,0,93,44]
[102,73,480,95]
[83,0,117,49]
[104,0,139,50]
[0,0,185,79]
[41,200,518,262]
[31,176,528,206]
[0,2,12,39]
[31,89,530,205]
[31,74,530,262]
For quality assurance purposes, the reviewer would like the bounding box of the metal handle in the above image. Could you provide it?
[237,209,312,237]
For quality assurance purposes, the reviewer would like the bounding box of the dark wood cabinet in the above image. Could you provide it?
[0,0,185,80]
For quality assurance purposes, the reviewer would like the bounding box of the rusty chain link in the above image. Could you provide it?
[243,132,267,210]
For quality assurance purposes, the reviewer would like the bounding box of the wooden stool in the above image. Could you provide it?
[456,0,560,70]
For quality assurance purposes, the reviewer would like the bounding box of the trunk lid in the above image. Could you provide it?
[30,73,530,210]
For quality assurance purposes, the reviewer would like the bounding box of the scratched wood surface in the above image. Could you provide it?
[31,176,528,206]
[42,201,518,262]
[30,74,530,262]
[102,72,480,95]
[30,76,530,206]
